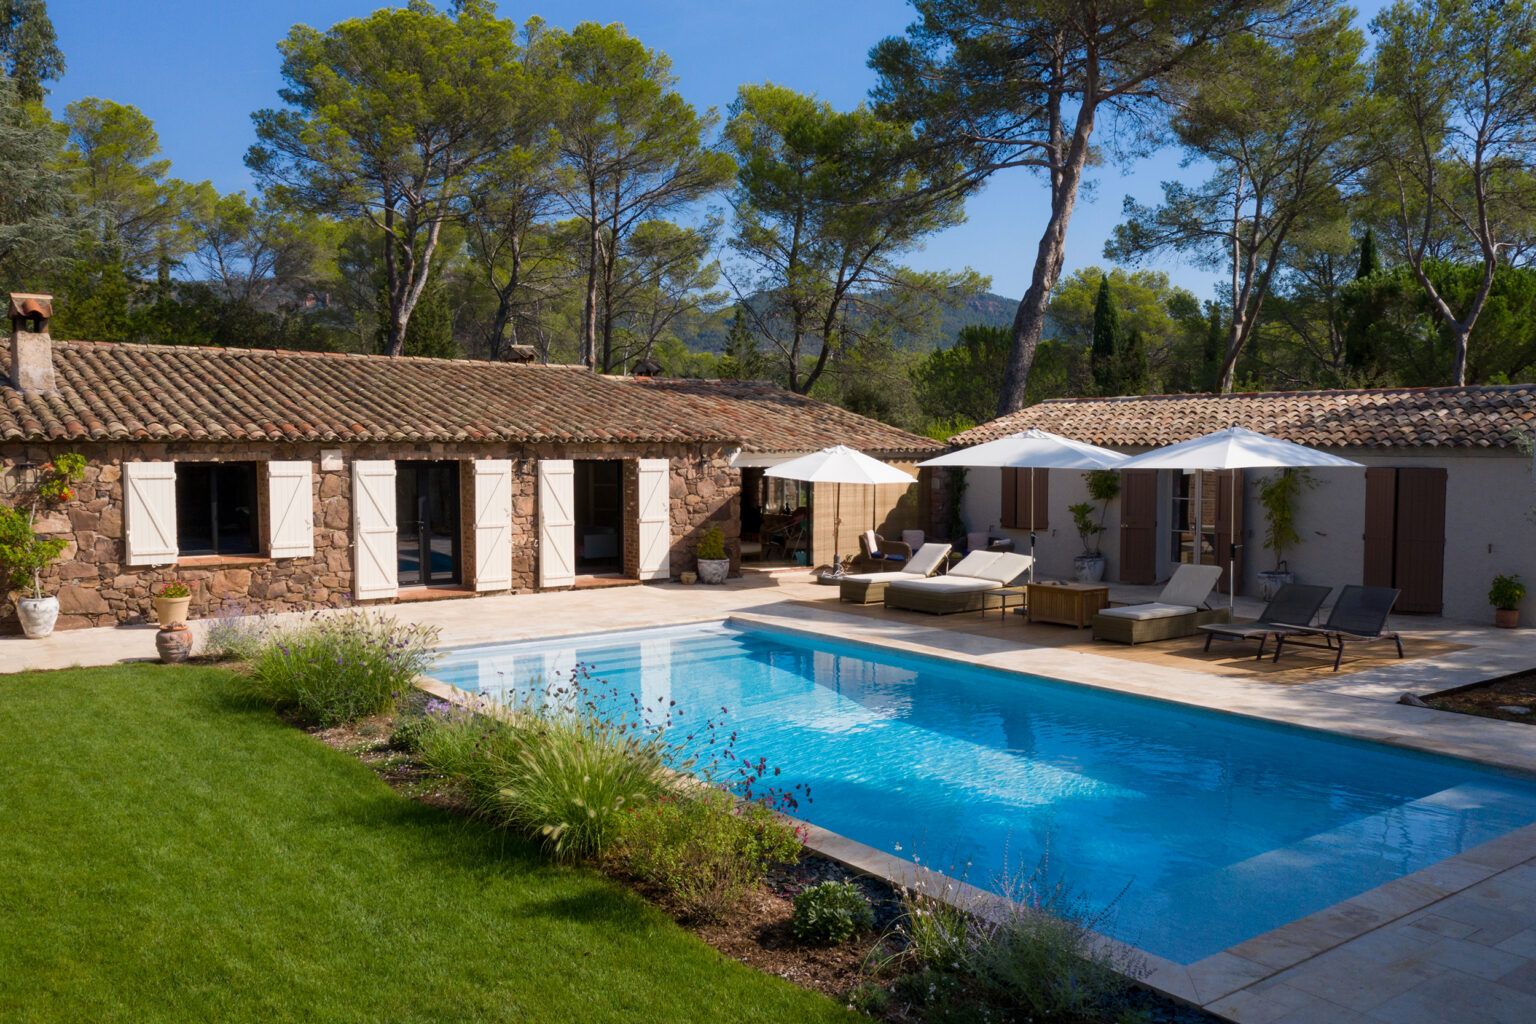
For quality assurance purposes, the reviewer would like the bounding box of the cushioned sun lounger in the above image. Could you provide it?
[1270,585,1403,671]
[1198,583,1332,659]
[883,551,1033,614]
[839,543,952,604]
[1092,564,1226,644]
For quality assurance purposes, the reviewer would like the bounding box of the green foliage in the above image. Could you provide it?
[944,467,968,543]
[1068,471,1121,558]
[791,880,874,946]
[0,503,65,597]
[1257,469,1318,568]
[913,325,1010,429]
[157,580,191,599]
[616,788,802,922]
[247,612,440,726]
[0,76,83,285]
[1068,502,1103,558]
[198,611,273,663]
[1490,574,1527,611]
[0,0,64,102]
[695,524,726,561]
[34,452,84,504]
[414,705,522,806]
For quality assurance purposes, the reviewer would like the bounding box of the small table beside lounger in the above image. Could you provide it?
[981,585,1029,621]
[1025,581,1109,628]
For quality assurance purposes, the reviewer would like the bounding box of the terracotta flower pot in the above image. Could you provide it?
[154,594,193,628]
[156,625,194,663]
[1495,608,1520,629]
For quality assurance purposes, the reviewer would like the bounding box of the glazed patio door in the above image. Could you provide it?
[396,461,461,586]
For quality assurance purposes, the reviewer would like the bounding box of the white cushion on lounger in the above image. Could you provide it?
[903,542,952,576]
[887,576,999,595]
[948,550,1002,578]
[974,552,1032,584]
[1095,602,1197,621]
[841,570,910,584]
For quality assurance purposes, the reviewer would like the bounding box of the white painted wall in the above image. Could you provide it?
[959,450,1536,623]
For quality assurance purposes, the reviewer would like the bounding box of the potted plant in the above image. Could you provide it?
[153,580,194,628]
[1256,468,1317,598]
[0,453,85,638]
[1490,574,1526,629]
[695,524,730,585]
[1070,470,1120,582]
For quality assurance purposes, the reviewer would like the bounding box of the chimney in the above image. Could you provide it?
[8,292,55,394]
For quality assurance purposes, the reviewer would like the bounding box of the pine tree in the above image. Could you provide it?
[1090,274,1121,395]
[720,304,764,380]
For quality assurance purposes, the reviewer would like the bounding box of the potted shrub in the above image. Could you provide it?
[1070,470,1120,582]
[153,580,194,628]
[695,524,730,584]
[1490,574,1525,629]
[0,453,85,639]
[1256,468,1317,598]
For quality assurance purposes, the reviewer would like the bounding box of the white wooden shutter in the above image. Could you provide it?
[124,461,178,566]
[352,460,398,600]
[636,458,671,580]
[266,461,314,559]
[472,459,513,592]
[537,460,575,588]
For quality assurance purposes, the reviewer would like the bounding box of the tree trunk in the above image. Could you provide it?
[581,184,600,369]
[996,103,1096,415]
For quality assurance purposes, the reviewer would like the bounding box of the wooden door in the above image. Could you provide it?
[1214,470,1245,595]
[1362,468,1397,588]
[1118,470,1158,584]
[1001,468,1049,531]
[1393,467,1446,614]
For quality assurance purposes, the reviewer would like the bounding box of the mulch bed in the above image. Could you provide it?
[1426,670,1536,724]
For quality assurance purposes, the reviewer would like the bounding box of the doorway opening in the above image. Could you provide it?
[575,460,624,575]
[741,466,810,566]
[397,461,461,587]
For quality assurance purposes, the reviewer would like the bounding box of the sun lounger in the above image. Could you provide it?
[839,543,953,604]
[1198,583,1332,659]
[1270,585,1403,671]
[883,551,1033,614]
[1092,564,1226,644]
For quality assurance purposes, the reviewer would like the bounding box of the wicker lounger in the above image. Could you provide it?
[884,577,999,614]
[1092,606,1229,644]
[839,543,952,604]
[882,550,1033,615]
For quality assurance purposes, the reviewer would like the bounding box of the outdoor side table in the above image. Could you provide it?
[980,585,1028,621]
[1025,582,1109,628]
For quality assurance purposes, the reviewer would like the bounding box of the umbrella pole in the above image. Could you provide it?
[1229,467,1236,619]
[829,482,844,579]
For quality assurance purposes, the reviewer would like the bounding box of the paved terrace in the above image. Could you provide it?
[6,572,1536,1023]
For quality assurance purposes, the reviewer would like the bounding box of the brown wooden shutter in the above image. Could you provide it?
[1214,470,1244,595]
[1119,469,1158,584]
[1362,468,1397,588]
[1000,469,1049,530]
[1393,467,1446,614]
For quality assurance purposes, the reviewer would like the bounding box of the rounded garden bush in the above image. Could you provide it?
[792,879,875,945]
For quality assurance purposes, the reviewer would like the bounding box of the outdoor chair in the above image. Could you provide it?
[1197,583,1332,659]
[1092,564,1226,644]
[858,530,912,570]
[839,542,952,604]
[884,551,1033,614]
[1269,585,1404,671]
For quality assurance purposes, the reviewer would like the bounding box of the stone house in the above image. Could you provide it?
[0,296,938,633]
[951,387,1536,623]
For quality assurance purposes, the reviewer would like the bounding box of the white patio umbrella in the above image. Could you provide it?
[1117,426,1362,615]
[919,429,1130,580]
[765,445,918,580]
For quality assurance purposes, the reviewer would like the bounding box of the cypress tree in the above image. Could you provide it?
[1356,227,1380,280]
[1090,274,1122,395]
[1120,327,1148,395]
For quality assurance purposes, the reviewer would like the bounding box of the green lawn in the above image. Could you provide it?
[0,664,851,1023]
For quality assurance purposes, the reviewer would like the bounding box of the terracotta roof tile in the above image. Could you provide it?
[950,385,1536,450]
[0,339,940,455]
[621,377,941,456]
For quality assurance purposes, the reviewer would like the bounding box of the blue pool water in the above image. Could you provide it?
[430,622,1536,963]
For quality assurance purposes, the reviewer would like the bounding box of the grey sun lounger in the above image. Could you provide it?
[1092,564,1226,644]
[1198,583,1332,659]
[1270,585,1404,671]
[883,550,1034,614]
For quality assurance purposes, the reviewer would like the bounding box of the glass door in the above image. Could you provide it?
[396,461,461,586]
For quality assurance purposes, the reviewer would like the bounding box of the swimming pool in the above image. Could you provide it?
[430,621,1536,963]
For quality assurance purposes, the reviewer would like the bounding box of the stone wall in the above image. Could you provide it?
[0,439,740,633]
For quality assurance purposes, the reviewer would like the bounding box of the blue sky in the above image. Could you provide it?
[46,0,1390,303]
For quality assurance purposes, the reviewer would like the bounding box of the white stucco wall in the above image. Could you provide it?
[959,450,1536,624]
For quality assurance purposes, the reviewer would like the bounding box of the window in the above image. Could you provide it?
[176,463,260,556]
